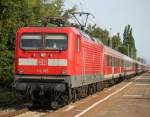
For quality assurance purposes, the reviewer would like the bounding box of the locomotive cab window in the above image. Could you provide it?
[20,34,43,50]
[45,34,67,51]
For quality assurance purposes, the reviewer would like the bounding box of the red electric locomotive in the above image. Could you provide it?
[14,26,104,107]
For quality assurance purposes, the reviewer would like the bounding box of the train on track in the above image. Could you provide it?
[14,19,147,108]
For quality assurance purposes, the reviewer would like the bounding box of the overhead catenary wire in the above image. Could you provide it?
[66,0,105,31]
[67,0,96,25]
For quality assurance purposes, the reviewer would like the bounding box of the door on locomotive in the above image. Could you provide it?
[82,47,86,83]
[75,34,86,85]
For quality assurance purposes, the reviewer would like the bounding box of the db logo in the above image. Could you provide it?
[38,59,47,66]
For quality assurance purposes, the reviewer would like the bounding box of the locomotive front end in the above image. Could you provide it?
[14,27,76,107]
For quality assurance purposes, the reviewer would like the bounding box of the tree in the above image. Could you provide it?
[122,25,137,59]
[137,57,146,64]
[112,33,122,51]
[87,24,110,46]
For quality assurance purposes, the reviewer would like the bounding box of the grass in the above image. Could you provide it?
[0,86,17,105]
[0,85,29,109]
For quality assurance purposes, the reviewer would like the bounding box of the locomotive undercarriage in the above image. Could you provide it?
[14,79,70,108]
[14,74,126,109]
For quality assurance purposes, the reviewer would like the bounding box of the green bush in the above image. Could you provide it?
[0,51,14,87]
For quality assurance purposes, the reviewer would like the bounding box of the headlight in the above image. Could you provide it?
[40,53,46,58]
[62,69,68,75]
[18,68,24,74]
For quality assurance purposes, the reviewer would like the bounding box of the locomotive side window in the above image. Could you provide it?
[20,34,42,50]
[45,34,67,50]
[77,35,80,52]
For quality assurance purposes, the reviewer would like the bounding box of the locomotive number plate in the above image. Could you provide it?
[37,69,48,73]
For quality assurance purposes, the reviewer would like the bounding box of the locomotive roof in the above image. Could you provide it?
[17,26,80,34]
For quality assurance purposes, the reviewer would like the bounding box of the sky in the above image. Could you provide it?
[64,0,150,64]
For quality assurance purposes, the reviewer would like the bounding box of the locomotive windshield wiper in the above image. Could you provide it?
[21,47,43,51]
[45,47,65,51]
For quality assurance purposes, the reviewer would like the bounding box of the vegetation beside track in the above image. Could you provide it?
[0,86,26,108]
[0,86,16,106]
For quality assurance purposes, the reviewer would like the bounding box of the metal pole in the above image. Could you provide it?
[128,44,130,56]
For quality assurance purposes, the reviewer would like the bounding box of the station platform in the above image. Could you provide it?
[45,72,150,117]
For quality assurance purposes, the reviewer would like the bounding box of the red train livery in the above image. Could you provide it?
[14,26,147,108]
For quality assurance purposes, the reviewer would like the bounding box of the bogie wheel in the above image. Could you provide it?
[72,89,77,103]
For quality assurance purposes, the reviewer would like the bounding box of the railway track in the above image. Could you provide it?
[0,103,54,117]
[1,108,29,117]
[13,109,53,117]
[0,101,17,109]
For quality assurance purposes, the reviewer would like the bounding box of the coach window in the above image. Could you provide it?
[118,58,120,66]
[117,58,119,66]
[122,60,124,67]
[111,57,114,66]
[114,58,116,66]
[125,61,127,67]
[126,61,129,67]
[106,55,108,66]
[107,55,109,66]
[120,59,122,67]
[77,35,80,52]
[105,55,107,66]
[116,58,117,66]
[116,58,118,66]
[109,56,111,66]
[113,58,115,66]
[118,59,120,66]
[110,56,112,66]
[108,56,110,66]
[120,59,121,67]
[114,57,116,66]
